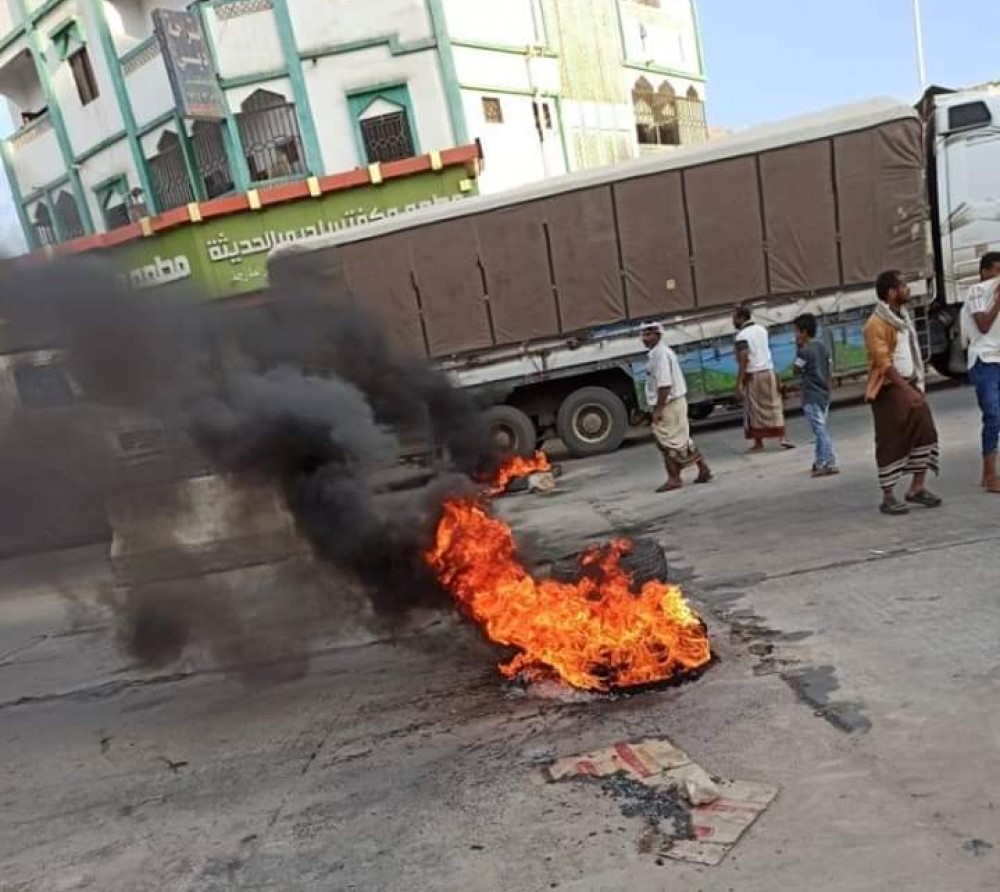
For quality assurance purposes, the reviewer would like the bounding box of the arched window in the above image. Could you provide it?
[237,89,306,183]
[53,190,84,240]
[192,120,234,198]
[633,78,681,147]
[32,202,55,246]
[679,86,708,145]
[632,77,655,145]
[148,130,193,211]
[355,93,416,163]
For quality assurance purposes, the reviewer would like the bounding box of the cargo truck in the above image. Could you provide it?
[266,86,1000,459]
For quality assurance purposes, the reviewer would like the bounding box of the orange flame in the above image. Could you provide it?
[426,499,711,691]
[485,451,551,495]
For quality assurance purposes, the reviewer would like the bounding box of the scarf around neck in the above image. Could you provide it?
[873,300,925,390]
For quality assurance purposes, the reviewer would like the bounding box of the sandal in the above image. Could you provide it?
[656,481,683,493]
[905,490,942,508]
[812,467,840,478]
[880,501,910,516]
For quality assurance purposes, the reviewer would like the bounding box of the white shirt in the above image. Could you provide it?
[965,279,1000,368]
[735,322,774,373]
[892,330,916,379]
[645,341,687,407]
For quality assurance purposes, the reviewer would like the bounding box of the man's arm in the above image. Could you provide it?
[973,285,1000,334]
[735,344,749,396]
[652,385,672,423]
[650,354,673,422]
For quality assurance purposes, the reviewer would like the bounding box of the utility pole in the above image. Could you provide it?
[912,0,927,91]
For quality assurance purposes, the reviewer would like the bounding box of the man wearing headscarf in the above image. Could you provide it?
[642,323,713,492]
[864,270,941,515]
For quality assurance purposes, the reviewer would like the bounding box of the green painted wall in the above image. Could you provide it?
[107,167,475,299]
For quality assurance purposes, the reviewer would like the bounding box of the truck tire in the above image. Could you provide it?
[556,387,628,457]
[687,401,714,422]
[483,405,537,458]
[550,538,669,590]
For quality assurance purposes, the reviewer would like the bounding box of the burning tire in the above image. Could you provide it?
[556,386,628,457]
[483,405,537,458]
[550,538,668,589]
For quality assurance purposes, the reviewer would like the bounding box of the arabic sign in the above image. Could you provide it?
[119,254,192,291]
[152,8,225,121]
[109,166,475,299]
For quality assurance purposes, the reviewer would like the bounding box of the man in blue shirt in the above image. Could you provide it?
[794,313,838,477]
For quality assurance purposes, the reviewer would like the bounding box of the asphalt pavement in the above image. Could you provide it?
[2,384,1000,891]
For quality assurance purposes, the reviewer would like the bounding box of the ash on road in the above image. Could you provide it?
[2,386,1000,892]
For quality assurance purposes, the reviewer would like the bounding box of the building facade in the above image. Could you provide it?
[0,0,706,251]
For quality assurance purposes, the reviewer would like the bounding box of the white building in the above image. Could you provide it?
[0,0,706,251]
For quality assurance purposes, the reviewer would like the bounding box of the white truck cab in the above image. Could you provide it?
[925,84,1000,374]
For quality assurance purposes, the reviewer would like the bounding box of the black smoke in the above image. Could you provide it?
[0,249,489,680]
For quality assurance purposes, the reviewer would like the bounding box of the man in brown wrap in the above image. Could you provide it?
[864,270,941,516]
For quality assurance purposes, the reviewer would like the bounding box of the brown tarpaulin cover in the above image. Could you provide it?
[614,171,695,316]
[326,116,927,359]
[338,236,427,356]
[685,156,769,308]
[476,203,560,344]
[543,188,626,331]
[407,218,493,356]
[835,119,926,284]
[760,141,840,294]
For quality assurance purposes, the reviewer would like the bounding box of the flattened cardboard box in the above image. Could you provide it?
[543,737,778,866]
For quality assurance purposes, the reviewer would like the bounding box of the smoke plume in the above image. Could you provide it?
[0,249,489,680]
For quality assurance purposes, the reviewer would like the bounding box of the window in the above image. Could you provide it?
[148,130,194,211]
[192,120,234,198]
[678,87,708,145]
[237,89,307,183]
[947,101,992,133]
[104,202,130,229]
[53,190,85,240]
[49,17,85,62]
[32,202,56,246]
[360,110,415,163]
[14,364,76,409]
[532,100,553,137]
[483,97,504,124]
[632,78,679,147]
[95,176,131,231]
[68,47,98,105]
[349,85,419,165]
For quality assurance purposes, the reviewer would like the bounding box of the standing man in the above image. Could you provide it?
[642,323,713,493]
[864,270,941,515]
[733,305,795,452]
[963,252,1000,492]
[793,313,838,477]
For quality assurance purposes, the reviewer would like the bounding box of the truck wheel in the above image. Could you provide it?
[687,401,714,422]
[556,386,628,457]
[483,405,537,458]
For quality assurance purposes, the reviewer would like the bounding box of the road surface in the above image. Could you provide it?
[2,385,999,891]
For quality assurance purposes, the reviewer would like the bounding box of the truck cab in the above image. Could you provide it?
[925,85,1000,375]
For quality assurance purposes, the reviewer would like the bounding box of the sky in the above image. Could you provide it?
[699,0,999,129]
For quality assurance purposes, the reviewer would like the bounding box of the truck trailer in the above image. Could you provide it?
[268,95,948,458]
